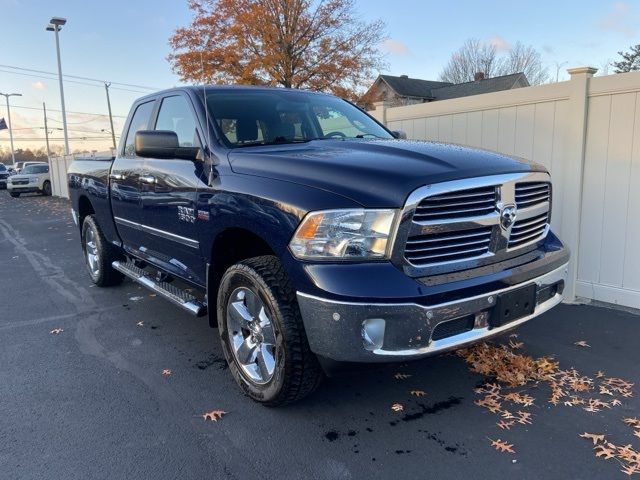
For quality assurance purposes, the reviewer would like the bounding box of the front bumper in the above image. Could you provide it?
[297,262,568,362]
[7,184,39,193]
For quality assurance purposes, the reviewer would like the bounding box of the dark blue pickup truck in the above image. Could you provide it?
[68,86,569,405]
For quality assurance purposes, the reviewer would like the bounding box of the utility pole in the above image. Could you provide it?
[0,92,22,164]
[43,102,51,159]
[104,82,117,151]
[46,17,70,155]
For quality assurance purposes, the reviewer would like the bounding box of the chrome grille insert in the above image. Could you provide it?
[508,212,549,249]
[413,186,497,221]
[395,172,552,274]
[515,182,550,209]
[405,226,492,265]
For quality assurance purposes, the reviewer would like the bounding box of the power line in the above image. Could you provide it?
[7,103,127,118]
[0,64,160,91]
[0,68,153,95]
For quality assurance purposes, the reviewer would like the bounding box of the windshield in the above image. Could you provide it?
[205,89,392,148]
[22,164,48,174]
[0,164,6,171]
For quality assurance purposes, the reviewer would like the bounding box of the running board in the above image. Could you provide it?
[112,260,207,317]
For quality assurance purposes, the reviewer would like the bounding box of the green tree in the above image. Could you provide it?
[613,44,640,73]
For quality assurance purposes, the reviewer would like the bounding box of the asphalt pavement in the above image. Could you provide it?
[1,190,639,480]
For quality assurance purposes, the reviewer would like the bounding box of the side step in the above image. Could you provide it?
[112,260,207,317]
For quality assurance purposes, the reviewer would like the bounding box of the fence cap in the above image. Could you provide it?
[567,66,598,76]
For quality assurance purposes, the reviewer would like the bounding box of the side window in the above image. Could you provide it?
[123,101,155,157]
[155,96,199,147]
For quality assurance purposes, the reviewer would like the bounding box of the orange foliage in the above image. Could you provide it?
[168,0,387,102]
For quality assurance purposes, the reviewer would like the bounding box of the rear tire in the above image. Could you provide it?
[9,192,19,198]
[81,215,124,287]
[217,255,323,406]
[41,181,52,196]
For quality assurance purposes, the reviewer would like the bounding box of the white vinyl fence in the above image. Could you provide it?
[370,67,640,309]
[48,154,75,198]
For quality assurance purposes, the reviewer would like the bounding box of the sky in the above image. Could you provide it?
[0,0,638,154]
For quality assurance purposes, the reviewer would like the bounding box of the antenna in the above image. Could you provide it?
[200,47,216,186]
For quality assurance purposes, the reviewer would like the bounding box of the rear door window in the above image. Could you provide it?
[123,101,155,157]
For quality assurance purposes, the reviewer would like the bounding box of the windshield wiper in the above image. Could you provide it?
[355,133,386,139]
[235,138,312,148]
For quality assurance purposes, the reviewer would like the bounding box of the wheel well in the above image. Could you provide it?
[208,228,276,326]
[78,195,95,230]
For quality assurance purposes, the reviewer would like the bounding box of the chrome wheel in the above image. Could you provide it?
[226,287,277,384]
[85,228,100,278]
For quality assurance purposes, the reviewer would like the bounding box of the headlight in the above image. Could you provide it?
[29,177,38,183]
[289,209,397,260]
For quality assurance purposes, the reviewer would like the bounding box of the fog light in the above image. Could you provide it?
[362,318,386,351]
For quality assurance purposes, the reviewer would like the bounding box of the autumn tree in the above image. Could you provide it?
[440,39,548,85]
[612,44,640,73]
[168,0,387,100]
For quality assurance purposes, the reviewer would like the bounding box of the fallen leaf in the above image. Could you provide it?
[136,321,144,327]
[594,445,616,460]
[410,390,426,397]
[621,464,638,476]
[202,410,226,422]
[516,410,532,425]
[394,373,411,380]
[623,418,640,427]
[497,420,515,430]
[162,369,172,376]
[596,371,605,379]
[50,328,64,335]
[391,403,404,412]
[508,339,524,349]
[580,432,606,445]
[489,438,515,453]
[634,430,640,439]
[574,340,591,348]
[611,399,622,407]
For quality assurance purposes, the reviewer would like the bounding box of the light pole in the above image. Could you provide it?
[46,17,70,155]
[0,92,22,164]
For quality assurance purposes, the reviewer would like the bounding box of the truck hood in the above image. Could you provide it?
[228,139,544,207]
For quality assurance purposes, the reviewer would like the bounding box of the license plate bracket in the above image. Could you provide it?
[491,283,537,327]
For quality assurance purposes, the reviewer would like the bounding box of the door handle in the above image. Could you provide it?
[140,175,157,185]
[109,173,125,181]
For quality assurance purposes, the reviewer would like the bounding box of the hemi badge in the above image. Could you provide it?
[197,210,210,221]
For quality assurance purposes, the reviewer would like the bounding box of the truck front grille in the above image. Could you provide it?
[404,226,492,266]
[399,173,552,272]
[508,212,549,249]
[515,182,550,209]
[413,186,497,221]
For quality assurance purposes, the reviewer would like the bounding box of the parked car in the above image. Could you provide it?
[0,163,9,189]
[7,163,52,197]
[67,86,569,406]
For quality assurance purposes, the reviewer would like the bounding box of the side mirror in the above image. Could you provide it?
[135,130,201,161]
[391,130,407,139]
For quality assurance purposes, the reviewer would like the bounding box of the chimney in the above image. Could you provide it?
[474,72,485,81]
[400,74,409,78]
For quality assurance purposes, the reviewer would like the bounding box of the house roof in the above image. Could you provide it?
[370,72,529,102]
[429,73,529,100]
[377,75,452,99]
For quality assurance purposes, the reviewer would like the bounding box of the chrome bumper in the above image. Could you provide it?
[297,262,568,362]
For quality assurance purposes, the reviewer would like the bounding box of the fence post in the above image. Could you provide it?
[371,101,391,125]
[562,66,598,302]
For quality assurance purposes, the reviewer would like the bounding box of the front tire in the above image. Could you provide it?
[81,215,124,287]
[217,256,323,406]
[9,192,20,198]
[41,181,52,196]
